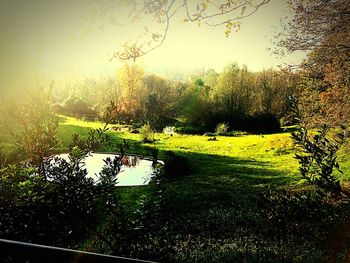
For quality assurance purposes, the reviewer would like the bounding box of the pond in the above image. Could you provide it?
[58,153,162,186]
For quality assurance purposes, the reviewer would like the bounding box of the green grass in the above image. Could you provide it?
[57,115,303,215]
[57,115,350,203]
[58,115,300,181]
[9,115,348,185]
[57,117,307,233]
[4,115,350,261]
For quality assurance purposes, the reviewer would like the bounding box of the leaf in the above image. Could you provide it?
[241,6,247,15]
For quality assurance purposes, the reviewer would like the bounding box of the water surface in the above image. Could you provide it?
[58,153,159,186]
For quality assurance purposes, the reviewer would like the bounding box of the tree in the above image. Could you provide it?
[3,87,59,177]
[117,63,145,123]
[105,0,270,61]
[142,74,175,129]
[276,0,350,55]
[179,78,213,129]
[276,0,350,127]
[252,69,299,119]
[212,63,253,117]
[60,95,97,118]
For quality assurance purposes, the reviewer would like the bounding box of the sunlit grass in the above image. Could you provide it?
[1,115,348,260]
[58,115,105,129]
[57,115,106,148]
[57,115,350,183]
[57,115,299,181]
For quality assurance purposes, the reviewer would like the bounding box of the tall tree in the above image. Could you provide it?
[212,64,253,117]
[117,63,145,122]
[142,74,175,129]
[276,0,350,126]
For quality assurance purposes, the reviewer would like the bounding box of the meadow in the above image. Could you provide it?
[2,0,350,261]
[56,115,350,262]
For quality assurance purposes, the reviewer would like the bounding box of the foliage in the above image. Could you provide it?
[105,0,270,60]
[174,124,207,135]
[276,0,349,54]
[276,0,350,128]
[289,96,348,195]
[58,95,97,118]
[54,116,350,262]
[0,157,94,246]
[142,75,176,130]
[163,151,189,178]
[83,166,168,261]
[49,64,299,134]
[2,88,59,176]
[212,64,251,116]
[215,122,229,135]
[292,125,347,195]
[258,188,335,225]
[178,78,213,129]
[0,94,121,250]
[139,123,154,143]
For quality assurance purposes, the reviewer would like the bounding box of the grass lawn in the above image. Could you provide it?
[56,115,350,262]
[58,116,303,217]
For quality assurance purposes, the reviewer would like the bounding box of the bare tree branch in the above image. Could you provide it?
[110,0,270,61]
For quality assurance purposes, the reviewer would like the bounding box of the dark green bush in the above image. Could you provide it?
[163,151,189,178]
[175,125,207,135]
[292,125,346,195]
[0,96,119,249]
[258,189,334,224]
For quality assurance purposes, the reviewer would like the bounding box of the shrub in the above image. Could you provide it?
[289,95,348,195]
[175,125,206,135]
[163,151,189,178]
[230,130,248,136]
[292,125,346,195]
[215,122,229,135]
[139,123,154,143]
[60,96,97,118]
[258,188,333,224]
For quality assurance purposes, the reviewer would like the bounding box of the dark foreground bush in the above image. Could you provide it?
[163,151,190,178]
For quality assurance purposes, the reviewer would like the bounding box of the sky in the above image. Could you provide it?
[0,0,305,87]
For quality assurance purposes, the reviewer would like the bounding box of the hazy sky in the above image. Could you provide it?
[0,0,305,85]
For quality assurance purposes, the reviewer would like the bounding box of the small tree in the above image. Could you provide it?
[215,122,229,135]
[292,125,346,195]
[140,123,154,143]
[289,96,348,195]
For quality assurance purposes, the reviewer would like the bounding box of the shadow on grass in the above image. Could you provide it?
[58,122,295,215]
[156,150,295,217]
[59,123,332,262]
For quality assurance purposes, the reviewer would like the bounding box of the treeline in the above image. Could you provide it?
[51,63,301,133]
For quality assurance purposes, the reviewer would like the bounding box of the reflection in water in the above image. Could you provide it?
[58,153,160,186]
